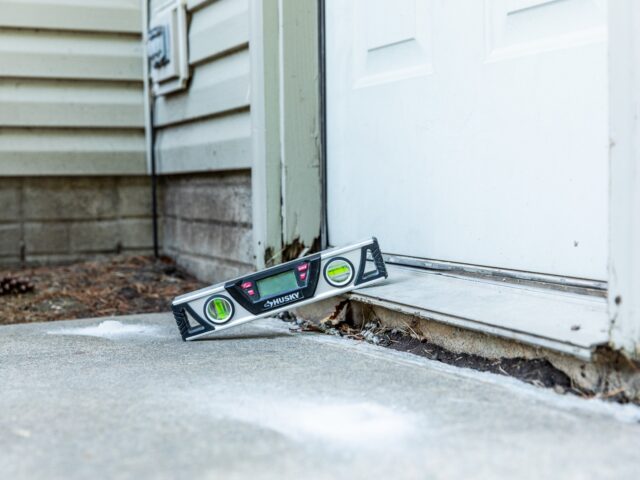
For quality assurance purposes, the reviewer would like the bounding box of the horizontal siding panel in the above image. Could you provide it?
[149,0,251,174]
[0,0,145,176]
[188,0,249,65]
[156,112,251,173]
[0,80,144,128]
[154,49,250,127]
[149,0,174,12]
[186,0,215,11]
[0,129,146,175]
[0,29,142,80]
[0,0,141,33]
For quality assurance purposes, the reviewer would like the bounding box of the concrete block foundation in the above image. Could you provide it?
[0,176,156,266]
[160,170,254,284]
[1,171,255,285]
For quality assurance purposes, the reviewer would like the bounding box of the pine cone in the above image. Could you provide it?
[0,276,35,296]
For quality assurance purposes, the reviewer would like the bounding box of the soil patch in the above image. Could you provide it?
[385,332,573,390]
[0,256,206,325]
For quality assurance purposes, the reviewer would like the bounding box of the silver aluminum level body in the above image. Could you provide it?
[172,238,388,340]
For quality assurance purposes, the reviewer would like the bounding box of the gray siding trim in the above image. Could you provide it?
[249,0,322,266]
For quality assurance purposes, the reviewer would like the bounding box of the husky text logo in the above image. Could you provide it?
[264,292,301,309]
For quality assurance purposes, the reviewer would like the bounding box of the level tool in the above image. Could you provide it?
[172,237,388,340]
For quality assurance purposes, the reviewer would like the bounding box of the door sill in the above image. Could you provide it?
[348,265,610,360]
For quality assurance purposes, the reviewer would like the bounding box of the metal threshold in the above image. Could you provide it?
[347,264,610,360]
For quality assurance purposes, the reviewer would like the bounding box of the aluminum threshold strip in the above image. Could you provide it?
[383,254,607,292]
[347,264,610,360]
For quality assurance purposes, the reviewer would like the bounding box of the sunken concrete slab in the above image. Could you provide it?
[1,314,639,479]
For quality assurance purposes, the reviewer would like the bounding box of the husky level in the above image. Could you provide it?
[172,238,388,340]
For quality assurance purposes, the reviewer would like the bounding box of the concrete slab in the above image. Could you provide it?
[1,314,639,479]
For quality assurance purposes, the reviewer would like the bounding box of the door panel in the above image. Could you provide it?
[353,0,433,87]
[326,0,608,280]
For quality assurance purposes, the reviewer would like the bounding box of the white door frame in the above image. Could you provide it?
[607,0,640,358]
[250,0,640,359]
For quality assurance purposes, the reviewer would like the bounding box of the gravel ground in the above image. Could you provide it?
[0,256,206,325]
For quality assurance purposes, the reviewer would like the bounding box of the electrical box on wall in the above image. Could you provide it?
[148,0,189,96]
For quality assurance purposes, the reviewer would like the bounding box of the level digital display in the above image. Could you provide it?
[256,270,299,298]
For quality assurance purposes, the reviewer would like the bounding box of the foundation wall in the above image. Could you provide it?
[161,171,254,284]
[0,176,155,267]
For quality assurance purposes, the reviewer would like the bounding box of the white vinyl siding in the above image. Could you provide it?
[0,0,142,33]
[151,0,251,174]
[0,0,146,176]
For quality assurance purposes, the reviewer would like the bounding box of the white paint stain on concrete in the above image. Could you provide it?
[282,402,416,445]
[207,396,418,449]
[49,320,162,339]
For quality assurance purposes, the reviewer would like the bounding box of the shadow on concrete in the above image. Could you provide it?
[193,332,291,342]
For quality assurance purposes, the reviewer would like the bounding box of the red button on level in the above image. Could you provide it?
[297,263,308,272]
[247,289,255,296]
[299,272,307,281]
[241,281,252,289]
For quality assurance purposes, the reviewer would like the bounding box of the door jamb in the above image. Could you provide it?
[250,0,322,269]
[250,0,283,269]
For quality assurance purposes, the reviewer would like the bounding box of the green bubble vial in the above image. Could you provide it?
[325,259,353,285]
[207,297,232,323]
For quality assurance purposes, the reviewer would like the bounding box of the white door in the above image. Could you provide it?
[326,0,608,281]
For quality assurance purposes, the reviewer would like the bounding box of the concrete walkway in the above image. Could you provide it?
[1,314,639,479]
